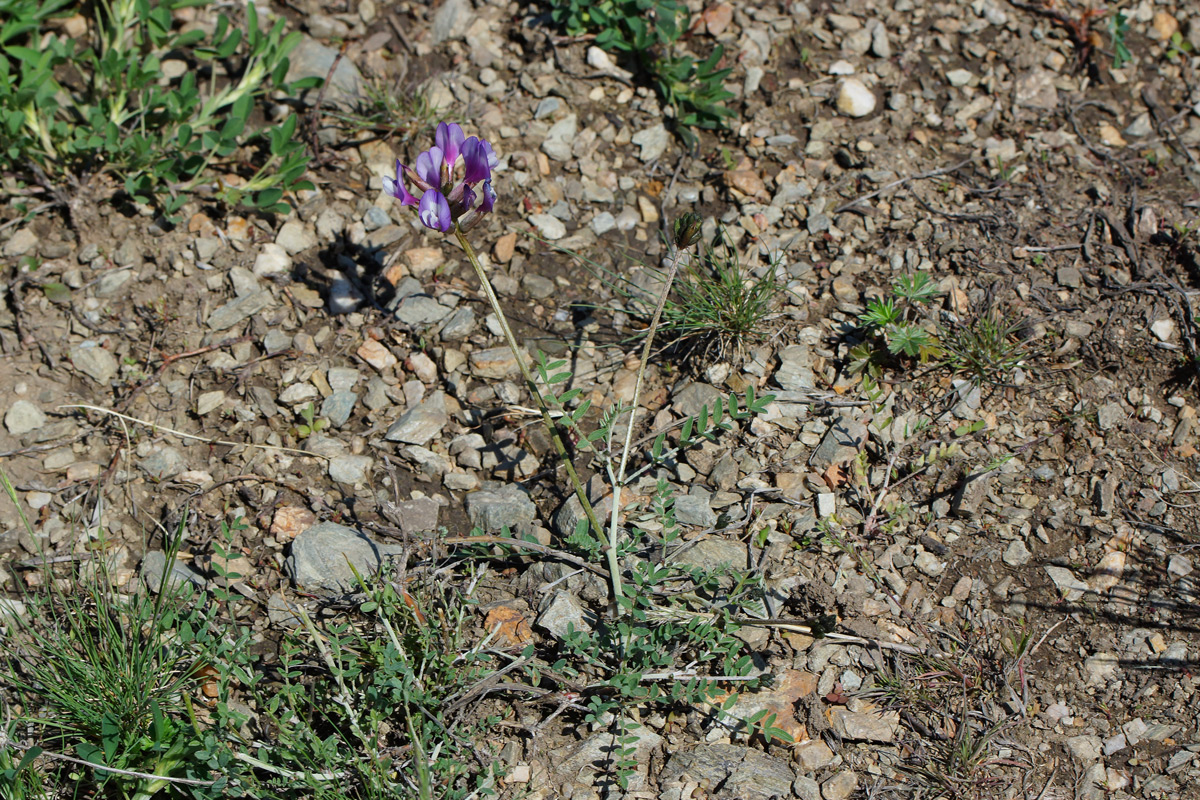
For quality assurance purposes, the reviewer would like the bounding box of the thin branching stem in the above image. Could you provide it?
[453,227,613,594]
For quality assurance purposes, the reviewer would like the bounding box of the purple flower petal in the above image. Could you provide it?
[414,146,445,189]
[418,190,452,232]
[382,159,419,206]
[480,180,496,213]
[436,122,466,167]
[461,137,492,184]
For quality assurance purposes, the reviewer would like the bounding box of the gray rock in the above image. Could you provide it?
[1097,402,1124,431]
[673,538,746,572]
[288,522,406,591]
[327,367,360,392]
[553,476,612,538]
[465,483,536,532]
[793,776,821,800]
[5,400,46,435]
[809,416,868,468]
[794,739,835,771]
[142,550,206,594]
[554,719,661,783]
[3,228,37,257]
[830,708,897,742]
[388,495,440,534]
[439,306,476,341]
[328,455,373,484]
[207,291,273,331]
[228,266,260,298]
[69,342,119,383]
[112,238,141,267]
[528,213,566,240]
[1083,652,1119,686]
[139,447,186,480]
[362,206,390,231]
[823,771,858,800]
[541,114,577,162]
[264,329,292,353]
[321,391,358,427]
[591,211,617,235]
[673,381,722,417]
[675,491,718,528]
[915,551,946,577]
[328,278,363,314]
[384,391,448,445]
[952,471,993,517]
[267,593,303,627]
[631,123,669,163]
[533,97,561,119]
[95,268,133,297]
[1066,735,1102,764]
[660,743,794,800]
[276,220,317,254]
[536,590,592,640]
[1003,539,1032,566]
[1046,565,1088,601]
[775,345,815,390]
[285,37,364,109]
[468,346,525,379]
[395,294,453,326]
[522,273,556,300]
[1093,473,1117,516]
[431,0,469,43]
[0,598,28,623]
[364,377,391,411]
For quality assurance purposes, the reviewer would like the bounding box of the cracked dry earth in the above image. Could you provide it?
[4,0,1200,797]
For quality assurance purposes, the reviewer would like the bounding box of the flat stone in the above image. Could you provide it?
[469,346,526,379]
[794,739,835,771]
[1015,68,1058,110]
[358,339,397,371]
[660,743,794,800]
[321,391,358,427]
[528,213,566,240]
[395,294,452,326]
[69,342,119,383]
[285,37,364,109]
[822,771,858,800]
[276,220,317,254]
[328,455,373,484]
[288,522,406,591]
[536,590,592,640]
[384,391,448,445]
[253,243,292,276]
[829,707,898,742]
[5,400,46,435]
[836,78,876,117]
[809,416,868,468]
[439,306,477,341]
[389,496,440,534]
[1083,652,1119,686]
[1097,402,1124,431]
[139,447,187,480]
[207,291,273,331]
[673,381,722,417]
[271,506,317,540]
[953,471,994,517]
[676,491,717,528]
[554,719,660,784]
[405,246,444,277]
[541,114,577,162]
[3,228,38,257]
[674,538,746,572]
[142,550,206,594]
[196,390,225,416]
[631,123,669,162]
[1045,565,1088,601]
[1003,539,1032,566]
[1066,735,1102,764]
[465,484,536,532]
[431,0,469,43]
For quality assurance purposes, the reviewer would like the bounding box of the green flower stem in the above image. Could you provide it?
[453,226,617,600]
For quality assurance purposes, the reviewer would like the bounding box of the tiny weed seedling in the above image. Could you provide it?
[289,401,328,439]
[1109,10,1132,69]
[0,0,317,221]
[547,0,734,146]
[938,306,1038,389]
[851,273,941,377]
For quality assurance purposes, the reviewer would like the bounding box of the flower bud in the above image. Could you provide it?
[673,212,703,248]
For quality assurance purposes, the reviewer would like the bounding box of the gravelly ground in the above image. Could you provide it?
[4,0,1200,797]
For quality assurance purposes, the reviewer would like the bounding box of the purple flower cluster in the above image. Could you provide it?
[383,122,498,233]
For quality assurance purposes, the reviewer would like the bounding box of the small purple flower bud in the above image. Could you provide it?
[480,180,496,213]
[461,137,492,184]
[436,122,466,167]
[382,159,419,206]
[419,190,452,232]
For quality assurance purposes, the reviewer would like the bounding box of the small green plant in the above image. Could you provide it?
[1109,10,1131,68]
[0,0,316,220]
[938,307,1037,388]
[851,273,941,377]
[324,72,441,143]
[547,0,734,145]
[1167,30,1195,61]
[289,402,328,439]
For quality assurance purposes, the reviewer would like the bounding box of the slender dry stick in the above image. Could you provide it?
[453,227,610,589]
[607,230,692,609]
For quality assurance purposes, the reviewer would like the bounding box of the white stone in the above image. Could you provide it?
[196,390,226,416]
[946,68,975,86]
[528,214,566,240]
[817,492,836,517]
[828,60,856,75]
[253,243,292,276]
[5,400,46,435]
[1151,319,1175,341]
[836,79,876,117]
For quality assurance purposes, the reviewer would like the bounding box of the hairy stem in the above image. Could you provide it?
[454,226,614,598]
